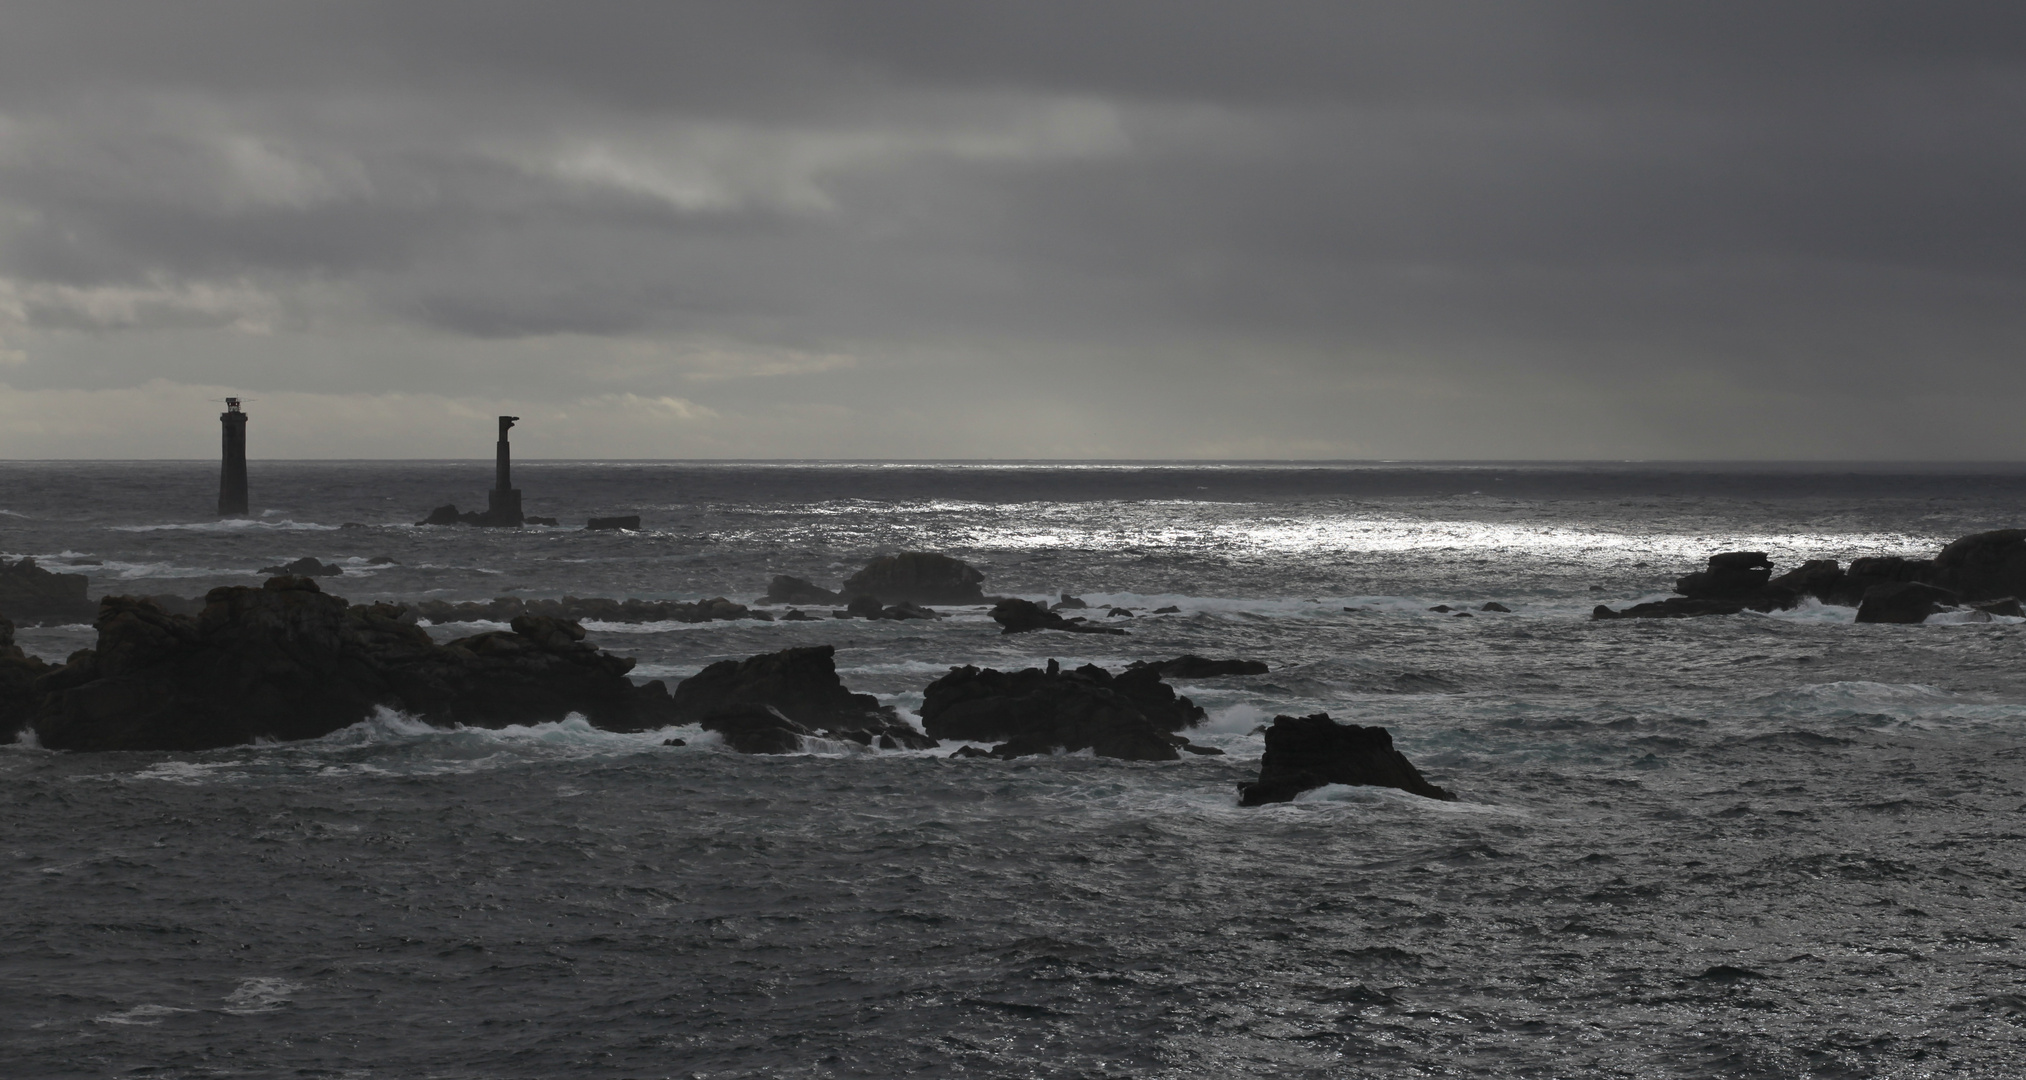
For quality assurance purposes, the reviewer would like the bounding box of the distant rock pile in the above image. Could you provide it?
[258,556,344,577]
[1594,531,2026,624]
[989,597,1128,636]
[840,552,985,606]
[16,576,677,751]
[413,595,765,625]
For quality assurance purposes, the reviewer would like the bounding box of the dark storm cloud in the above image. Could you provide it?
[3,1,2025,456]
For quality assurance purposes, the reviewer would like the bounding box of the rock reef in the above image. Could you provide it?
[990,597,1128,636]
[15,576,676,751]
[840,552,986,606]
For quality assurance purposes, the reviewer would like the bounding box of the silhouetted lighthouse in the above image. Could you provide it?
[218,398,249,517]
[486,415,523,525]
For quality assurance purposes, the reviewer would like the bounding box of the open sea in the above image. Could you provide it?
[3,460,2025,1079]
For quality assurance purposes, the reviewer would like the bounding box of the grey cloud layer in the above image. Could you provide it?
[3,1,2025,456]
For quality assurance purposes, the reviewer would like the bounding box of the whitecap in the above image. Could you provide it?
[221,977,302,1015]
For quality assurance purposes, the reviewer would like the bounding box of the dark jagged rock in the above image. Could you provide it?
[1107,607,1135,618]
[367,555,397,565]
[882,601,941,621]
[1051,594,1088,610]
[701,703,812,754]
[587,515,641,531]
[0,618,51,740]
[1855,581,1959,625]
[1926,529,2026,602]
[989,597,1128,636]
[763,575,841,606]
[780,608,820,621]
[257,556,344,577]
[413,595,762,625]
[1152,605,1182,614]
[1238,712,1455,805]
[670,645,935,750]
[845,595,886,620]
[418,504,463,526]
[1128,655,1269,678]
[917,662,1210,760]
[840,551,986,606]
[1479,602,1512,613]
[27,577,676,752]
[0,557,97,625]
[1968,596,2025,618]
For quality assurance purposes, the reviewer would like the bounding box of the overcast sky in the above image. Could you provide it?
[1,1,2022,459]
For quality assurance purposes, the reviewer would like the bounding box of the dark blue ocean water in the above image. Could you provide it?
[4,461,2025,1078]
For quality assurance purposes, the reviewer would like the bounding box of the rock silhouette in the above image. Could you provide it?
[840,552,986,605]
[1127,655,1269,678]
[670,644,935,750]
[0,557,96,625]
[1238,712,1456,805]
[761,575,841,605]
[24,577,676,752]
[917,662,1211,760]
[1855,581,1960,624]
[990,597,1128,635]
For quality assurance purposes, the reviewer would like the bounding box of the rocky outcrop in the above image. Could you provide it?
[840,552,986,605]
[0,618,51,741]
[1925,530,2026,602]
[1855,581,1960,625]
[1128,656,1269,678]
[413,595,765,625]
[671,645,935,750]
[990,597,1128,636]
[416,503,532,528]
[1238,713,1455,805]
[762,575,841,606]
[257,556,343,577]
[1672,551,1798,610]
[26,577,676,752]
[917,661,1213,761]
[0,557,96,625]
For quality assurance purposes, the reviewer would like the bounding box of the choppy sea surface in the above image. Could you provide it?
[4,460,2026,1079]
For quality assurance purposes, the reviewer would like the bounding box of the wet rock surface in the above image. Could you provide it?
[1127,655,1270,678]
[1855,581,1961,624]
[1238,712,1456,805]
[761,575,841,606]
[257,556,344,577]
[918,661,1211,761]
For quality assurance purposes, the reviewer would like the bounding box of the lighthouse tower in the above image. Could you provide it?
[218,398,249,517]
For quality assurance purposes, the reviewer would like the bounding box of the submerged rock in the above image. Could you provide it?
[990,597,1128,636]
[25,577,677,752]
[1127,655,1269,678]
[0,557,97,625]
[917,662,1211,760]
[1238,713,1455,805]
[841,552,986,606]
[670,644,935,750]
[257,556,344,577]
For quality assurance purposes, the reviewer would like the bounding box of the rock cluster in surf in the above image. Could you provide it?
[1593,531,2026,624]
